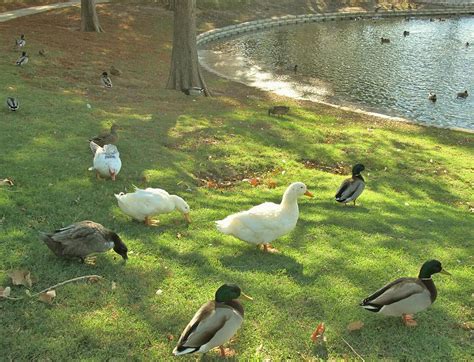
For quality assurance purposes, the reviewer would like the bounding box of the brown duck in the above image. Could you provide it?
[39,220,128,262]
[89,124,120,147]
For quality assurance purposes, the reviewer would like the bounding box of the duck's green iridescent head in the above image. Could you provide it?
[215,284,253,302]
[419,259,451,278]
[352,164,365,176]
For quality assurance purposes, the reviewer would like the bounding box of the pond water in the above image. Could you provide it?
[199,16,474,130]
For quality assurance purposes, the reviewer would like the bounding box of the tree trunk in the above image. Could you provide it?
[166,0,210,96]
[81,0,103,32]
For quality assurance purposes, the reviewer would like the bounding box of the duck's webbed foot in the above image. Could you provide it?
[260,243,280,254]
[402,314,417,327]
[144,217,160,226]
[219,346,236,357]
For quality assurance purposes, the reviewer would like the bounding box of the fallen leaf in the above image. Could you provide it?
[0,286,11,298]
[311,322,326,342]
[255,343,263,354]
[267,179,277,189]
[156,289,163,296]
[460,321,474,330]
[38,290,56,304]
[176,233,182,239]
[347,320,364,331]
[167,334,174,341]
[111,281,117,290]
[87,276,101,283]
[249,178,260,187]
[9,270,33,288]
[0,178,14,187]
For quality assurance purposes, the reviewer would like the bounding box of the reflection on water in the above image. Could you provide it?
[200,16,474,130]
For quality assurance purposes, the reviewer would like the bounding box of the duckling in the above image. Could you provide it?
[89,124,120,147]
[39,220,128,263]
[6,97,19,111]
[15,34,25,48]
[335,164,365,206]
[100,72,112,88]
[173,284,252,357]
[110,65,122,76]
[16,52,28,66]
[182,87,204,96]
[457,90,468,98]
[403,30,410,37]
[381,37,390,44]
[428,92,437,102]
[88,141,121,181]
[360,260,450,327]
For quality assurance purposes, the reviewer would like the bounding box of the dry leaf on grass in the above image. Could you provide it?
[347,321,364,331]
[311,322,326,343]
[248,178,260,187]
[9,270,33,288]
[266,179,277,189]
[0,178,14,186]
[0,286,11,298]
[38,290,56,304]
[111,281,117,290]
[87,276,101,283]
[156,289,163,296]
[460,321,474,330]
[167,334,174,341]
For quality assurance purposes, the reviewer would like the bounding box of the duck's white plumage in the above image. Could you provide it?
[216,182,312,246]
[89,141,121,180]
[114,187,190,223]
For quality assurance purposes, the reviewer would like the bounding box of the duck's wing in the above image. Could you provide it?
[89,141,102,155]
[360,277,425,310]
[48,221,110,256]
[174,301,241,355]
[336,178,365,202]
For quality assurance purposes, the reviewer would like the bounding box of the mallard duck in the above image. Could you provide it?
[335,164,365,206]
[89,124,120,147]
[381,37,390,44]
[115,187,190,226]
[100,72,112,88]
[16,51,28,66]
[360,260,450,326]
[110,65,122,76]
[15,34,25,48]
[457,90,468,98]
[88,141,121,180]
[182,87,204,96]
[173,284,252,357]
[6,97,19,111]
[428,92,437,102]
[39,220,128,262]
[216,182,313,253]
[0,178,14,186]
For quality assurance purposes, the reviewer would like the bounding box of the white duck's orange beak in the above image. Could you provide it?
[183,213,191,223]
[304,191,314,198]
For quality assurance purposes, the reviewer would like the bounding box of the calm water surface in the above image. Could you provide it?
[200,16,474,130]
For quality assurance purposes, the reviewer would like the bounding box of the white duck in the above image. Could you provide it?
[216,182,313,253]
[88,141,121,180]
[115,187,191,226]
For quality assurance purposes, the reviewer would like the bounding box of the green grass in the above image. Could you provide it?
[1,3,473,360]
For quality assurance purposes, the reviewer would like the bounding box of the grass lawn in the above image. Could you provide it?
[0,2,473,360]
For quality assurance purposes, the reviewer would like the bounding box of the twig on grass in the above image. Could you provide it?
[342,337,365,362]
[31,275,103,296]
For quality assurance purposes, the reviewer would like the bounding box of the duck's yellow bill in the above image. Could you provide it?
[183,213,191,223]
[304,191,314,198]
[240,292,253,301]
[440,269,451,275]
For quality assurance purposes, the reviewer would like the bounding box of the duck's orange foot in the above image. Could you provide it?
[219,346,236,357]
[144,217,160,226]
[261,244,280,254]
[402,314,417,327]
